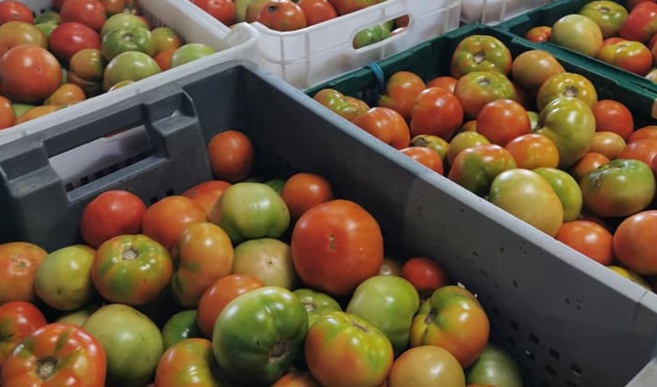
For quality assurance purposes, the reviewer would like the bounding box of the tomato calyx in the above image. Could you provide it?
[122,247,139,261]
[477,77,490,87]
[350,318,370,333]
[424,309,437,324]
[564,85,579,98]
[36,356,58,380]
[301,300,317,313]
[269,339,289,361]
[473,50,486,64]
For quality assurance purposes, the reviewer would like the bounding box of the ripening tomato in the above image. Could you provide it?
[511,50,565,96]
[0,302,47,368]
[410,86,464,140]
[505,133,560,169]
[400,146,445,175]
[352,107,411,149]
[590,131,627,160]
[80,189,147,248]
[619,1,657,43]
[0,95,15,129]
[629,125,657,143]
[536,72,598,111]
[207,130,255,183]
[0,1,33,25]
[377,71,427,121]
[454,71,516,119]
[59,0,107,32]
[400,257,449,298]
[476,99,531,146]
[155,338,222,387]
[597,40,653,75]
[570,152,611,181]
[291,199,384,297]
[556,220,614,265]
[0,242,47,304]
[426,76,458,94]
[525,26,552,42]
[272,370,321,386]
[44,83,86,105]
[182,180,231,218]
[297,0,338,26]
[142,195,208,252]
[0,45,62,104]
[614,210,657,274]
[617,139,657,168]
[280,172,334,222]
[448,143,517,196]
[450,34,512,78]
[446,131,491,166]
[388,345,465,387]
[592,100,635,140]
[192,0,236,25]
[48,21,102,63]
[256,0,307,31]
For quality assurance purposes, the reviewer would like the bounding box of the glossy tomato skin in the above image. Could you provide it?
[525,26,552,42]
[448,144,517,196]
[377,71,426,121]
[48,21,102,63]
[298,0,338,26]
[450,34,512,78]
[280,172,334,222]
[0,95,15,129]
[142,195,208,252]
[536,72,598,111]
[256,0,307,32]
[92,234,173,305]
[0,45,62,104]
[556,220,614,265]
[465,343,523,387]
[352,107,411,149]
[388,345,465,387]
[305,311,393,387]
[291,199,384,297]
[192,0,235,25]
[580,0,628,38]
[155,338,222,387]
[476,99,531,146]
[212,286,308,385]
[400,146,445,175]
[505,133,560,170]
[533,167,583,222]
[400,257,449,298]
[0,1,34,24]
[206,130,254,183]
[597,40,653,75]
[292,288,342,327]
[580,159,656,218]
[409,86,464,140]
[161,310,204,350]
[314,88,369,121]
[619,2,657,43]
[512,50,565,96]
[453,70,516,119]
[80,190,147,248]
[0,242,47,304]
[182,180,231,217]
[410,285,489,368]
[614,210,657,275]
[60,0,107,32]
[593,99,635,140]
[0,323,106,387]
[0,302,47,368]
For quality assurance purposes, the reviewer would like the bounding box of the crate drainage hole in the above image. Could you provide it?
[545,364,557,377]
[529,333,540,345]
[510,319,519,331]
[570,363,582,377]
[549,348,560,360]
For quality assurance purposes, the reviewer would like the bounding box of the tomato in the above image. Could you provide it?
[280,172,334,222]
[608,265,651,289]
[450,34,512,78]
[314,88,368,121]
[0,302,47,368]
[292,288,341,327]
[448,144,517,197]
[1,323,106,386]
[597,40,653,75]
[0,21,47,59]
[489,169,564,236]
[44,83,86,105]
[305,311,393,387]
[298,0,338,26]
[171,222,234,307]
[454,71,516,119]
[505,133,560,169]
[535,97,596,169]
[56,305,99,327]
[410,285,489,368]
[525,26,552,43]
[614,211,657,274]
[60,0,107,32]
[273,370,321,386]
[142,195,207,252]
[352,107,411,149]
[212,286,308,385]
[410,86,464,140]
[196,274,264,338]
[0,1,33,25]
[69,47,105,83]
[533,167,584,222]
[511,50,565,96]
[100,0,125,15]
[80,189,146,248]
[49,22,102,63]
[0,242,47,304]
[590,131,627,159]
[291,199,384,297]
[179,181,229,218]
[400,257,449,298]
[82,304,162,387]
[579,0,629,38]
[161,310,204,350]
[400,146,445,175]
[551,14,603,56]
[476,99,531,146]
[0,94,15,129]
[346,275,419,355]
[536,72,598,111]
[102,51,161,91]
[15,105,61,124]
[193,0,236,25]
[617,139,657,169]
[410,134,450,160]
[556,220,614,265]
[92,234,173,305]
[629,125,657,143]
[209,182,290,244]
[206,130,254,183]
[155,338,222,387]
[256,0,307,31]
[580,159,656,218]
[0,45,62,104]
[426,75,458,93]
[465,343,523,387]
[446,131,490,165]
[232,238,297,289]
[619,2,657,43]
[377,71,426,121]
[329,0,378,15]
[571,152,611,181]
[389,345,465,387]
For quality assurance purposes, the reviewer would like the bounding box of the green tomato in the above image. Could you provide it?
[101,13,150,37]
[293,288,342,327]
[170,43,216,68]
[211,182,290,244]
[450,34,513,78]
[534,96,595,169]
[102,26,155,61]
[465,343,523,387]
[353,24,392,49]
[34,10,61,25]
[55,304,100,326]
[102,51,161,91]
[161,309,204,350]
[579,0,628,39]
[212,286,308,385]
[346,275,419,356]
[265,178,286,195]
[533,167,583,222]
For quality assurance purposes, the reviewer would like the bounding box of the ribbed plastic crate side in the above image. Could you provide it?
[461,0,551,25]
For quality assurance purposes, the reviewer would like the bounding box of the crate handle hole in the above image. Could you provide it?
[351,14,410,50]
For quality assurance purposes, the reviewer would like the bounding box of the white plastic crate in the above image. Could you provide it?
[189,0,461,89]
[460,0,551,25]
[0,0,259,145]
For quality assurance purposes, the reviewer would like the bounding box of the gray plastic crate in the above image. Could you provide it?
[1,61,656,386]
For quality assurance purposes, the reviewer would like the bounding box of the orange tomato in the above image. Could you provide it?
[182,180,231,218]
[505,133,559,169]
[352,107,411,149]
[556,220,614,265]
[0,95,15,129]
[410,86,464,141]
[400,146,444,175]
[476,99,531,146]
[426,75,458,94]
[571,152,611,181]
[280,172,334,222]
[591,99,634,140]
[377,71,426,121]
[207,130,255,183]
[628,125,657,143]
[590,131,627,159]
[142,195,208,252]
[44,83,86,105]
[0,242,47,304]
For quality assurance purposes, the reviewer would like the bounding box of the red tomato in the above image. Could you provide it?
[280,172,334,222]
[0,302,47,367]
[591,99,634,140]
[0,45,62,104]
[400,257,449,297]
[410,86,464,141]
[629,125,657,143]
[400,146,445,175]
[291,199,384,297]
[155,338,223,387]
[619,1,657,43]
[617,139,657,168]
[272,370,321,386]
[505,133,560,169]
[570,152,611,181]
[476,99,531,146]
[426,76,458,93]
[0,95,15,129]
[256,0,307,32]
[48,22,101,63]
[448,143,516,196]
[297,0,338,26]
[59,0,107,32]
[377,71,427,121]
[352,107,411,149]
[0,1,34,25]
[0,323,106,387]
[0,242,47,304]
[207,130,255,183]
[613,210,657,275]
[597,40,653,75]
[80,189,147,248]
[196,274,264,338]
[182,180,231,217]
[525,26,552,43]
[192,0,236,25]
[142,195,208,252]
[556,220,614,265]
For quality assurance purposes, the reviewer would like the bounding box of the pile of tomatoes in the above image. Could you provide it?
[313,33,657,292]
[0,0,215,130]
[0,129,523,386]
